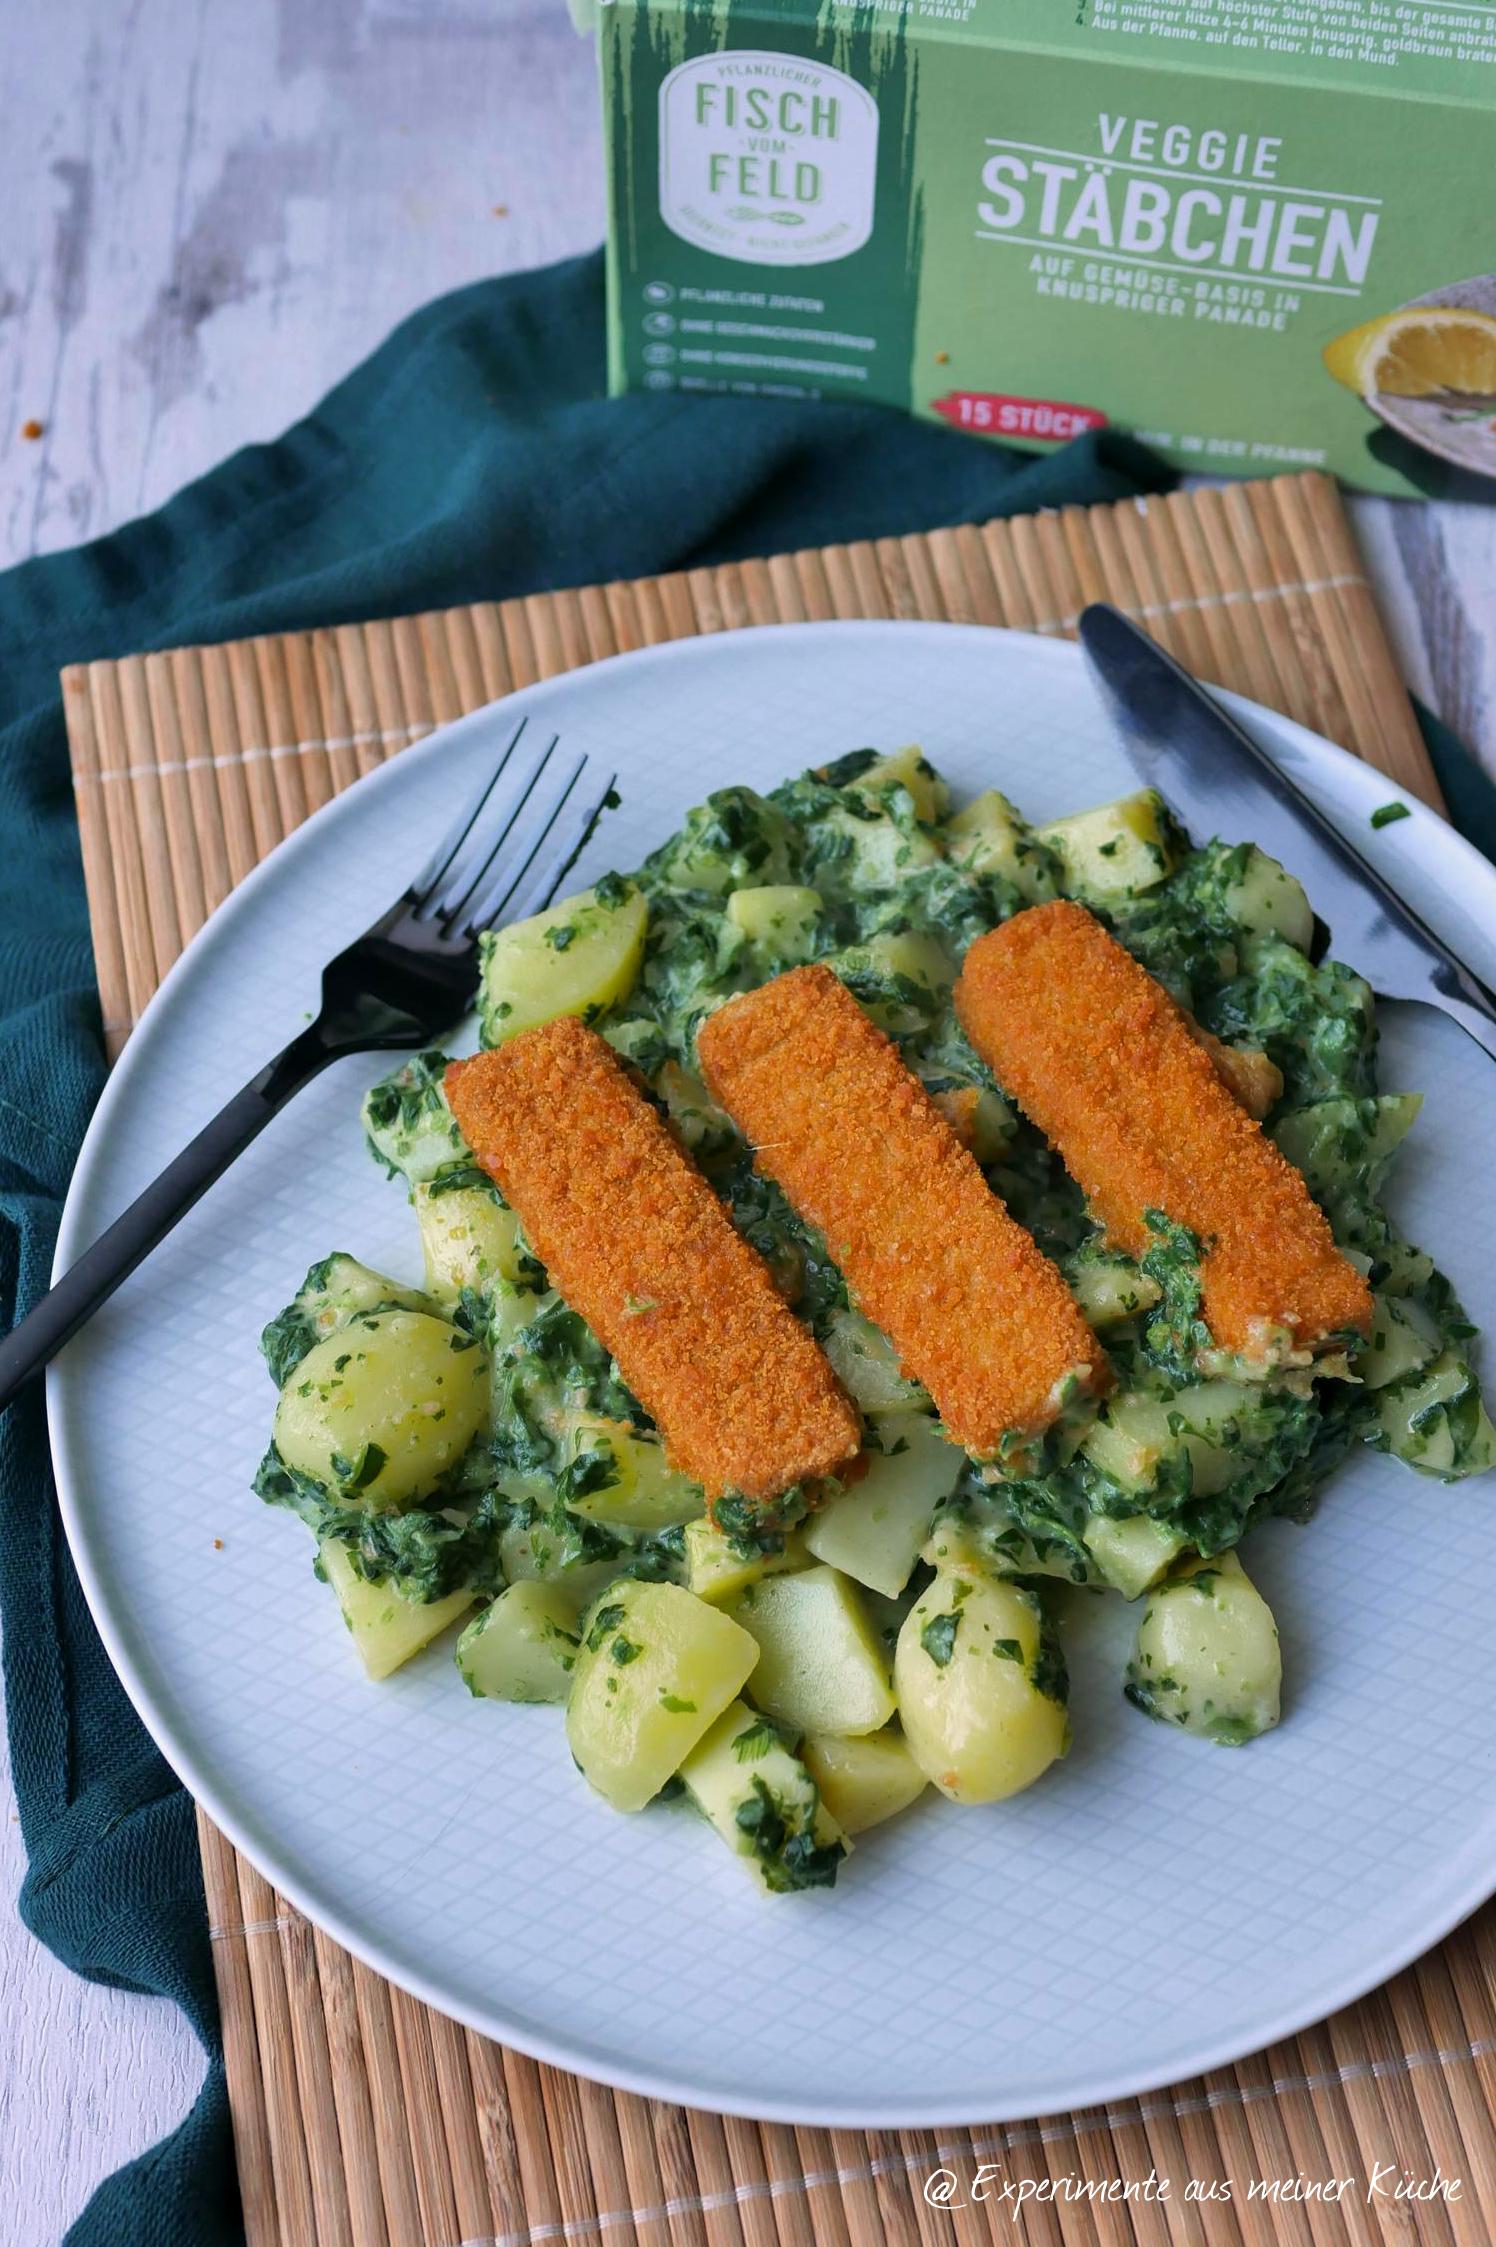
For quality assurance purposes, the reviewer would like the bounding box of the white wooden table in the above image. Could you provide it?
[2,4,1493,2239]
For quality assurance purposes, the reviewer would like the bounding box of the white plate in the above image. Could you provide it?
[48,622,1496,2128]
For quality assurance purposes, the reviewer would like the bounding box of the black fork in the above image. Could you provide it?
[0,718,616,1410]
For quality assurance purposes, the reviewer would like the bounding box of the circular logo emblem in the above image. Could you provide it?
[658,50,879,268]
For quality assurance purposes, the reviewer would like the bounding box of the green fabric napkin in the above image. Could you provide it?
[0,247,1486,2247]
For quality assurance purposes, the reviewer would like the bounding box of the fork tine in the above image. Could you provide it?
[410,717,529,904]
[482,753,588,909]
[418,731,560,923]
[450,751,584,934]
[436,739,570,931]
[463,764,618,936]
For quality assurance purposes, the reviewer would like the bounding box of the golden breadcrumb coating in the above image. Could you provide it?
[696,965,1109,1458]
[445,1021,861,1505]
[954,901,1372,1357]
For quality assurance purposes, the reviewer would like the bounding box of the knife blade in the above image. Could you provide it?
[1077,603,1496,1065]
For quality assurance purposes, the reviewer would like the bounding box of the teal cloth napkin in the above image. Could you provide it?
[0,247,1489,2246]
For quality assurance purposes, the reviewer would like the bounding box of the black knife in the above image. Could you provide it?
[1077,603,1496,1065]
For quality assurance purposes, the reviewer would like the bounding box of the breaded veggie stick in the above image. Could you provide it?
[445,1019,861,1506]
[954,900,1372,1358]
[696,965,1109,1460]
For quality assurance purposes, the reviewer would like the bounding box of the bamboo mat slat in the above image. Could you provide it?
[61,471,1494,2247]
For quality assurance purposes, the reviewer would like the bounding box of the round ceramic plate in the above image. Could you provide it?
[48,622,1496,2126]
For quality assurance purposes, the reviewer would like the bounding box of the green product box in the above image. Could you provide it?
[600,0,1496,494]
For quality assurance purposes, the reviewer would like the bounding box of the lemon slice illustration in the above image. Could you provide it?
[1324,306,1496,398]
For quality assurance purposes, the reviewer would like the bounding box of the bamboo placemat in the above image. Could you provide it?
[62,471,1496,2247]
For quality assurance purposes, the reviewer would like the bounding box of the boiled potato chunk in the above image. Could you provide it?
[359,1054,470,1185]
[414,1182,527,1297]
[1037,788,1178,901]
[499,1519,623,1615]
[1126,1552,1280,1745]
[299,1253,432,1331]
[415,1181,539,1345]
[1222,845,1314,951]
[319,1540,473,1681]
[1358,1294,1438,1392]
[922,1509,1088,1587]
[822,1308,925,1414]
[858,743,949,824]
[655,1061,737,1157]
[1374,1348,1496,1479]
[561,1412,705,1531]
[261,1254,438,1387]
[725,884,824,965]
[817,800,942,891]
[566,1580,757,1812]
[943,790,1055,900]
[1079,1390,1177,1496]
[804,1414,964,1598]
[832,928,952,995]
[800,1727,927,1834]
[680,1699,848,1893]
[1082,1512,1188,1601]
[683,1517,808,1605]
[1081,1379,1256,1500]
[457,1581,580,1704]
[730,1565,895,1737]
[896,1572,1067,1803]
[275,1310,490,1509]
[1273,1093,1421,1202]
[650,787,793,894]
[828,930,952,1034]
[1065,1253,1161,1330]
[478,881,647,1046]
